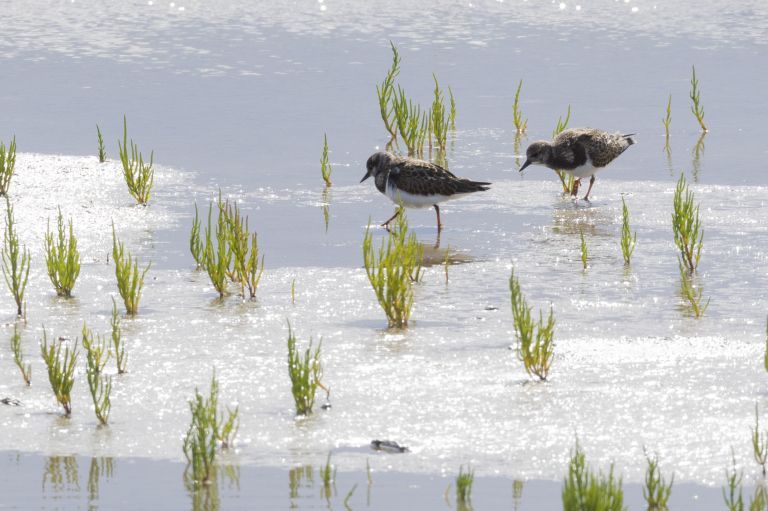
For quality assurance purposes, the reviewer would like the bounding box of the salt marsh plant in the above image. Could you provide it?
[362,211,423,328]
[678,261,709,318]
[431,74,450,152]
[0,136,17,197]
[562,442,625,511]
[111,298,127,374]
[689,65,707,132]
[10,325,31,385]
[456,465,475,507]
[40,329,78,417]
[220,198,265,299]
[118,116,154,206]
[44,208,81,298]
[287,322,323,416]
[512,79,528,133]
[393,86,426,156]
[183,371,240,485]
[112,225,151,315]
[83,324,112,425]
[96,125,107,162]
[319,452,336,499]
[764,317,768,374]
[662,95,672,150]
[752,405,768,476]
[620,197,637,265]
[2,199,30,317]
[672,174,703,273]
[320,134,332,187]
[509,270,555,381]
[643,453,673,510]
[200,201,231,298]
[376,41,401,140]
[449,87,457,130]
[579,228,588,270]
[552,106,575,194]
[723,454,744,511]
[190,203,204,268]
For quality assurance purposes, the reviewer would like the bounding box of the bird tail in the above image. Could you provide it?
[621,133,636,146]
[459,180,491,192]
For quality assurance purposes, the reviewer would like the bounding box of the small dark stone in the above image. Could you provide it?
[321,402,332,410]
[370,440,409,453]
[1,397,22,406]
[484,306,498,311]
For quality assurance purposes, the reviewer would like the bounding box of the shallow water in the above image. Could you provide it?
[2,0,768,508]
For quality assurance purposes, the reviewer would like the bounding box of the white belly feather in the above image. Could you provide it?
[563,158,602,179]
[384,178,463,208]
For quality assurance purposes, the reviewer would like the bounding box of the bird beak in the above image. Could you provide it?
[360,170,371,183]
[519,159,532,173]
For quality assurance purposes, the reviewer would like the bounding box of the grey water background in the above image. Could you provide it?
[2,1,768,509]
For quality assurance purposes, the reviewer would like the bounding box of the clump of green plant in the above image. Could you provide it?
[40,329,78,417]
[44,208,81,298]
[678,261,709,318]
[10,325,31,385]
[393,86,427,156]
[689,65,707,132]
[183,370,240,486]
[579,228,588,270]
[96,125,107,162]
[2,199,30,317]
[220,198,265,299]
[287,322,323,416]
[430,74,450,153]
[320,134,332,187]
[752,404,768,477]
[111,298,127,374]
[83,324,112,425]
[620,197,637,265]
[672,174,703,273]
[112,224,151,315]
[199,201,231,298]
[512,79,528,133]
[509,270,555,381]
[562,441,624,511]
[376,41,401,140]
[0,136,17,197]
[456,465,475,506]
[662,95,672,150]
[723,453,744,511]
[643,453,673,510]
[552,106,575,194]
[362,210,423,328]
[118,116,154,206]
[764,317,768,374]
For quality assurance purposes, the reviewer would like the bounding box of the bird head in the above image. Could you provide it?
[360,151,391,183]
[519,141,551,172]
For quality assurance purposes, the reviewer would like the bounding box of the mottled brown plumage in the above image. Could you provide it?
[520,128,635,200]
[360,151,491,231]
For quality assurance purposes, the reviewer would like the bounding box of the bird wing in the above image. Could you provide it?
[550,130,589,169]
[388,160,488,196]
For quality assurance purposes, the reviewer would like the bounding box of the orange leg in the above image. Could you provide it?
[381,209,401,230]
[571,179,581,197]
[583,175,596,201]
[434,204,443,232]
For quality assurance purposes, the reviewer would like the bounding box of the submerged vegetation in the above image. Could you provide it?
[689,65,707,132]
[118,116,154,206]
[0,136,17,197]
[287,322,324,416]
[362,210,422,328]
[40,329,78,417]
[678,261,709,318]
[579,228,588,270]
[112,225,151,316]
[662,95,672,151]
[456,465,475,507]
[44,208,81,298]
[10,325,32,385]
[620,197,637,265]
[321,134,332,187]
[562,442,625,511]
[2,199,30,317]
[111,298,127,374]
[672,174,703,273]
[509,270,555,381]
[96,125,107,163]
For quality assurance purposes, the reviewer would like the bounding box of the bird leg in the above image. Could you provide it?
[571,179,581,197]
[381,209,402,230]
[434,204,443,232]
[583,175,596,201]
